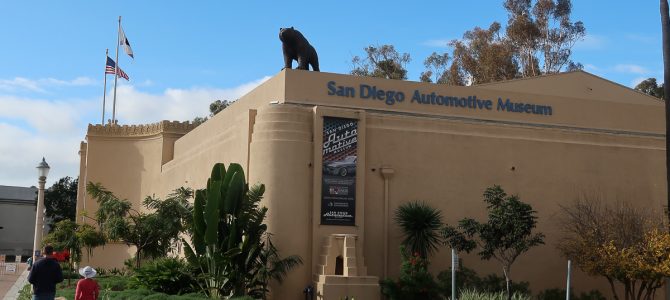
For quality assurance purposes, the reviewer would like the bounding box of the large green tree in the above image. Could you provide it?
[443,185,544,300]
[86,183,193,268]
[44,176,78,226]
[351,45,411,80]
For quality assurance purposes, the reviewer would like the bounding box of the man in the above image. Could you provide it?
[28,245,64,300]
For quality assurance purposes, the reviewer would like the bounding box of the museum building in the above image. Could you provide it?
[75,69,666,299]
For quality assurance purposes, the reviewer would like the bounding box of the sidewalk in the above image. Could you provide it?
[1,263,29,300]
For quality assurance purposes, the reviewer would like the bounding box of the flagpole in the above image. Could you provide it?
[112,16,121,124]
[102,49,109,125]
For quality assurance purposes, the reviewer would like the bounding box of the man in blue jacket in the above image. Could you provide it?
[28,245,63,300]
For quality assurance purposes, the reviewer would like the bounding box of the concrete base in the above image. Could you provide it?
[314,275,380,300]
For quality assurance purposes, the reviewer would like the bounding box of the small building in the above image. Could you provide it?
[0,185,37,259]
[76,69,666,299]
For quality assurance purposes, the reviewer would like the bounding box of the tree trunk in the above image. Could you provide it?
[502,265,512,300]
[607,277,621,300]
[662,0,670,226]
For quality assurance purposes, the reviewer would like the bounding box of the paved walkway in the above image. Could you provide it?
[1,263,29,300]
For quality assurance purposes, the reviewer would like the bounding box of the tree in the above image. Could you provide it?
[86,183,193,268]
[504,0,585,75]
[183,163,302,299]
[192,99,232,126]
[394,201,443,259]
[44,176,78,226]
[420,52,451,84]
[351,45,411,80]
[557,197,670,300]
[634,78,665,100]
[43,219,105,286]
[443,185,544,300]
[209,99,230,116]
[449,22,519,85]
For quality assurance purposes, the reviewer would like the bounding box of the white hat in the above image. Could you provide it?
[78,266,97,279]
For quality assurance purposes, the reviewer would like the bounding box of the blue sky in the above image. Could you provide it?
[0,0,663,187]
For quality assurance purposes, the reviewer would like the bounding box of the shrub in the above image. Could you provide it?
[459,289,530,300]
[380,248,442,299]
[130,257,198,295]
[436,265,530,297]
[537,288,606,300]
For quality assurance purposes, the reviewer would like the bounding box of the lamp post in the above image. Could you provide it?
[32,157,50,262]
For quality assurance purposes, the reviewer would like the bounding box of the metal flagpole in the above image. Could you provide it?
[102,49,109,125]
[112,16,121,124]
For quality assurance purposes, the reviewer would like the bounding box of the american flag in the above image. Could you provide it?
[105,56,129,81]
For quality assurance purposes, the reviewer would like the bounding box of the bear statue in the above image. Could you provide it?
[279,27,320,72]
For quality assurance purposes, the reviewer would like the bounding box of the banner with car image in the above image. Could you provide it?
[321,116,357,226]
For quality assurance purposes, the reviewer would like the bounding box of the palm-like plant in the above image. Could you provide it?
[394,201,444,258]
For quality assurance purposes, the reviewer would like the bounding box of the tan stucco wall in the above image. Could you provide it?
[77,69,666,298]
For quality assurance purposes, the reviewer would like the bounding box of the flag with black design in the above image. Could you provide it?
[119,25,134,59]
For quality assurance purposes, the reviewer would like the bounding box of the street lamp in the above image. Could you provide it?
[32,157,50,262]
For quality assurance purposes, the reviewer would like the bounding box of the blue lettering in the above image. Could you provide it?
[360,84,371,98]
[327,81,336,95]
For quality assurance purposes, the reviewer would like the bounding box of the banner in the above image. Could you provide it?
[321,117,358,226]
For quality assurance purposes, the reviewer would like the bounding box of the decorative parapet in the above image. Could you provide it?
[87,120,197,137]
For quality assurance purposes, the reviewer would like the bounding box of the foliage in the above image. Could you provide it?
[44,176,78,226]
[394,201,444,258]
[536,288,606,300]
[192,99,233,126]
[420,52,451,84]
[634,78,665,100]
[351,45,411,80]
[449,22,519,85]
[130,257,199,295]
[504,0,585,76]
[43,219,105,286]
[436,265,530,297]
[31,275,211,300]
[87,183,193,268]
[183,163,302,299]
[458,289,530,300]
[558,197,670,300]
[443,185,544,300]
[380,247,442,300]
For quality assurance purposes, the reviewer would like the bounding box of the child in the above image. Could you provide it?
[75,266,99,300]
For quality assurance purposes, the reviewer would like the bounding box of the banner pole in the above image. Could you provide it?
[102,48,109,124]
[112,16,121,124]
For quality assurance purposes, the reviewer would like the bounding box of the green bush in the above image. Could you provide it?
[536,288,606,300]
[459,289,531,300]
[130,257,198,295]
[380,248,442,300]
[437,265,530,297]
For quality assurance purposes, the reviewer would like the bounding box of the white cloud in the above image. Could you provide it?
[422,39,451,48]
[0,77,97,93]
[574,34,607,50]
[613,64,650,75]
[114,76,271,124]
[0,95,96,134]
[0,76,270,187]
